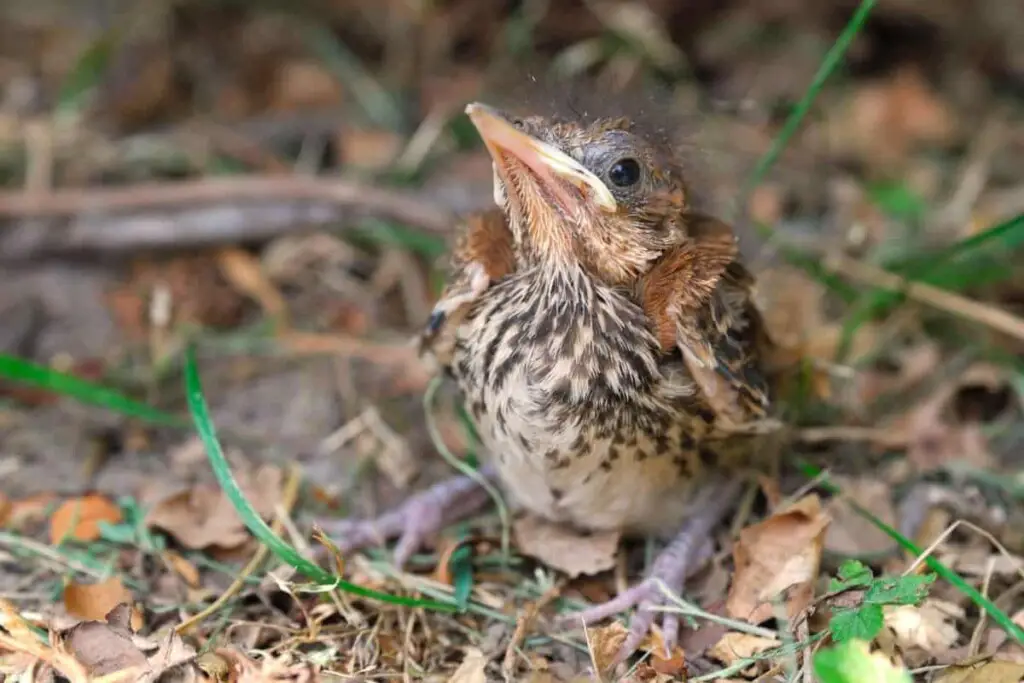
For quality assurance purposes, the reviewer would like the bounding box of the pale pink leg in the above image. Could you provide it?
[560,479,741,664]
[319,465,496,568]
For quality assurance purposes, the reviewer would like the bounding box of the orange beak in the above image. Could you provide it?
[465,102,617,214]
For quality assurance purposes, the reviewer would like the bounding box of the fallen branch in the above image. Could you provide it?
[0,175,456,231]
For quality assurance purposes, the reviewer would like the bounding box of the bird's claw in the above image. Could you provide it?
[317,471,493,569]
[560,575,686,664]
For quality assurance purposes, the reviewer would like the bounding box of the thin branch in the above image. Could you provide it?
[0,175,455,233]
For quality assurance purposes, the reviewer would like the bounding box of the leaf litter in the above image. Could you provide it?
[2,0,1024,680]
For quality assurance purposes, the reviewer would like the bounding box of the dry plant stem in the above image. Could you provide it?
[822,252,1024,342]
[502,580,565,676]
[0,175,455,232]
[175,463,303,635]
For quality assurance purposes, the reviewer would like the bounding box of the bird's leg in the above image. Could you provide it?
[317,464,497,569]
[560,478,742,663]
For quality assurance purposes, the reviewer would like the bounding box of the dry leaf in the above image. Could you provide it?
[935,659,1024,683]
[49,494,122,544]
[884,600,963,655]
[57,618,150,678]
[0,492,10,527]
[63,578,141,630]
[339,128,403,171]
[163,550,201,588]
[727,494,830,624]
[3,492,57,530]
[448,647,489,683]
[268,59,343,111]
[216,247,289,327]
[824,476,898,556]
[707,632,781,666]
[586,622,628,674]
[145,464,281,550]
[513,515,620,579]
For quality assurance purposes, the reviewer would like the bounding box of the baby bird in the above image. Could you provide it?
[324,101,776,659]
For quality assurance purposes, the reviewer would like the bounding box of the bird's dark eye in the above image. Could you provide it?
[607,158,642,188]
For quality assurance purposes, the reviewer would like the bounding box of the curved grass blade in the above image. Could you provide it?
[0,353,184,427]
[737,0,878,223]
[799,461,1024,644]
[183,345,455,612]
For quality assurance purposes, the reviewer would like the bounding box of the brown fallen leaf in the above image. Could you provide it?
[0,492,10,527]
[216,247,289,329]
[201,647,320,682]
[56,604,197,682]
[144,464,281,551]
[63,577,142,631]
[49,494,123,544]
[884,600,963,656]
[586,622,629,675]
[707,632,781,667]
[163,550,201,588]
[934,659,1024,683]
[56,614,150,678]
[726,494,830,624]
[449,647,489,683]
[824,476,898,556]
[513,515,620,579]
[2,492,57,530]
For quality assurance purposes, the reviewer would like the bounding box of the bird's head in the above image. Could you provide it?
[466,102,693,286]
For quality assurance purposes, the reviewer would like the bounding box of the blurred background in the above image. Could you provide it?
[1,1,1023,677]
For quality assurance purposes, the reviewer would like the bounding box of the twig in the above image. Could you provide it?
[502,579,565,678]
[175,462,303,635]
[0,175,455,232]
[822,252,1024,342]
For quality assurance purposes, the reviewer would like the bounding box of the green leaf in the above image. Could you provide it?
[865,573,936,606]
[829,559,874,592]
[56,33,119,116]
[799,461,1024,645]
[97,521,138,545]
[829,604,883,643]
[183,345,456,613]
[448,541,474,612]
[867,181,928,222]
[814,640,912,683]
[0,353,184,427]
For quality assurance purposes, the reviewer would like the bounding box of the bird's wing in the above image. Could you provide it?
[640,214,772,429]
[418,208,516,364]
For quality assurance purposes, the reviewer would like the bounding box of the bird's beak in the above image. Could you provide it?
[465,102,617,213]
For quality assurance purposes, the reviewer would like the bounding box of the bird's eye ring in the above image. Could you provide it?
[607,158,642,188]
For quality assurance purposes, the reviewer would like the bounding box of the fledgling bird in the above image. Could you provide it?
[323,100,778,660]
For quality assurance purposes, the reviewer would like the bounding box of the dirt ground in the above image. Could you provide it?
[1,1,1023,681]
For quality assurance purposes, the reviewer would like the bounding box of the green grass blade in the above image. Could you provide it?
[737,0,878,224]
[55,32,118,117]
[0,353,184,426]
[836,213,1024,359]
[183,345,455,612]
[799,462,1024,644]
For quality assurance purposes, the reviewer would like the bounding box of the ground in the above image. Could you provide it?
[1,0,1023,681]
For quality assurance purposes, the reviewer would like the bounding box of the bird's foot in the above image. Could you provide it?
[317,466,495,569]
[559,480,741,666]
